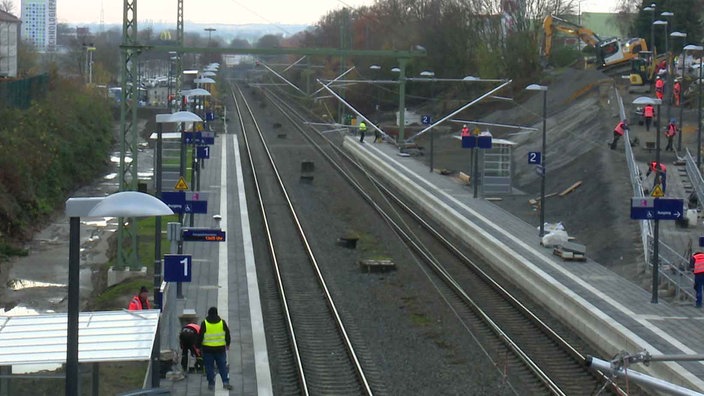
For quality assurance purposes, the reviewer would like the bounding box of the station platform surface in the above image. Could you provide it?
[344,136,704,393]
[156,131,272,395]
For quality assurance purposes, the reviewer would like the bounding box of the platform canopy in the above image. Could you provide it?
[0,310,160,365]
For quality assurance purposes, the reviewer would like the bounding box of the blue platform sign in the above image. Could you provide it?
[161,191,186,213]
[630,197,683,220]
[182,228,226,242]
[197,145,210,159]
[164,254,192,282]
[528,152,542,164]
[183,132,195,145]
[654,198,683,220]
[183,201,207,214]
[630,197,655,220]
[462,135,492,149]
[200,132,215,145]
[462,136,476,148]
[477,135,492,149]
[421,115,432,125]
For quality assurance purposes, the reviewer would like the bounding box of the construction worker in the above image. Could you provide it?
[461,124,470,137]
[610,119,628,150]
[665,118,677,151]
[197,306,233,391]
[673,78,682,107]
[690,251,704,308]
[655,76,664,100]
[127,286,151,310]
[374,124,382,143]
[643,103,655,132]
[358,121,367,143]
[180,322,203,373]
[646,161,667,193]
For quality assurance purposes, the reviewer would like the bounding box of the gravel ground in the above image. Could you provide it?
[245,67,661,394]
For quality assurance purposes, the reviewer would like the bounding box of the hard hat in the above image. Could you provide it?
[670,118,676,123]
[463,124,467,127]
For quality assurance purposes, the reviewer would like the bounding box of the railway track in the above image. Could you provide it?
[230,84,373,395]
[227,73,643,394]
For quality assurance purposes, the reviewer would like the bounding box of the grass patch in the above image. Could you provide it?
[410,312,433,326]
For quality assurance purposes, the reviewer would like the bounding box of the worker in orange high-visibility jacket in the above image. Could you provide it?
[610,119,628,150]
[646,161,667,193]
[128,286,151,310]
[461,124,470,137]
[655,76,664,100]
[690,251,704,308]
[643,103,655,132]
[665,119,677,151]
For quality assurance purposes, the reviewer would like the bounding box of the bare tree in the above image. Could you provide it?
[0,0,15,14]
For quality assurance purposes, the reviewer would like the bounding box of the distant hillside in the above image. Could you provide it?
[77,21,311,42]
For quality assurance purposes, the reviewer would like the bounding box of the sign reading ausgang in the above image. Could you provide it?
[630,197,683,220]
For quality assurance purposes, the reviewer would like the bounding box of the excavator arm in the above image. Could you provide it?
[542,14,602,58]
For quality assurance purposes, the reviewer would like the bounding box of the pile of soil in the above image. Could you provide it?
[413,68,644,280]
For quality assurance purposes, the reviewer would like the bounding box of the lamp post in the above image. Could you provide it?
[420,70,435,171]
[369,64,381,115]
[643,4,656,52]
[65,192,173,396]
[672,33,689,151]
[687,46,704,168]
[526,84,548,238]
[634,96,663,303]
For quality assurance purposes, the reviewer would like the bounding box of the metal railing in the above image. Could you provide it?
[616,88,695,302]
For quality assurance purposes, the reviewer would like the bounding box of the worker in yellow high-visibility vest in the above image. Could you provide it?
[197,307,233,390]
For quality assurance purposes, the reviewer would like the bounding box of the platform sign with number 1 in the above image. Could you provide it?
[164,254,192,282]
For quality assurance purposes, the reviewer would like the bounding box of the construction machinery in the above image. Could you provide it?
[628,50,669,93]
[542,15,648,70]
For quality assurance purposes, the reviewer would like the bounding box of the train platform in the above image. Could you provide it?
[344,136,704,393]
[155,131,272,395]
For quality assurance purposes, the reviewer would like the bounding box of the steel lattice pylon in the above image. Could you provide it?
[117,0,140,268]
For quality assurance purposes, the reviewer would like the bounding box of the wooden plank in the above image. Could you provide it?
[458,172,471,185]
[558,181,582,197]
[529,192,558,205]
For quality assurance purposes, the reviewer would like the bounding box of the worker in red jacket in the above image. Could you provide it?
[180,322,203,373]
[128,286,151,310]
[655,76,664,100]
[643,103,655,132]
[665,118,677,151]
[610,119,628,150]
[690,251,704,308]
[646,161,667,193]
[673,78,682,107]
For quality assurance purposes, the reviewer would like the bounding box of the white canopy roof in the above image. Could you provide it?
[0,310,160,365]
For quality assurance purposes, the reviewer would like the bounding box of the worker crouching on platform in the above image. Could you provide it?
[180,322,203,373]
[691,251,704,308]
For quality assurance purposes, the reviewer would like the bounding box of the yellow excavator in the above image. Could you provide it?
[542,15,648,69]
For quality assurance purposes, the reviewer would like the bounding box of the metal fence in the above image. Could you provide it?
[0,73,49,109]
[616,88,696,302]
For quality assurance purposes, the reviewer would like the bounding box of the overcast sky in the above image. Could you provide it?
[44,0,613,26]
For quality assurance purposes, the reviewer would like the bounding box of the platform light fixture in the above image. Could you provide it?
[525,84,548,238]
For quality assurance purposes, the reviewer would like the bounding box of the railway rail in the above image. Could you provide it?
[227,73,642,394]
[230,84,373,395]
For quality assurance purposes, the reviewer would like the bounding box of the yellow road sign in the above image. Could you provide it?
[650,183,664,198]
[175,176,189,191]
